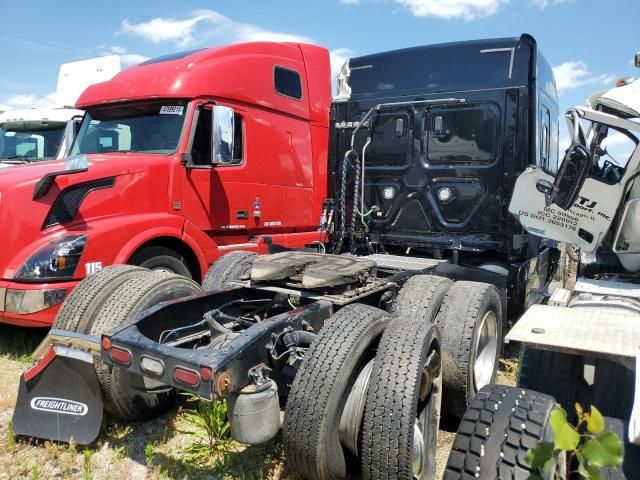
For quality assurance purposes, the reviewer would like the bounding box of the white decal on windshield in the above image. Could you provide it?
[160,106,184,115]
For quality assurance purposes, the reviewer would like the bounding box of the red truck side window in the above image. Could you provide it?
[274,66,302,101]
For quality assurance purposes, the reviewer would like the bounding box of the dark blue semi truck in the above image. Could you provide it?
[13,34,560,480]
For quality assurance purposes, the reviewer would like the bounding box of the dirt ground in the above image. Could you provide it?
[0,324,518,480]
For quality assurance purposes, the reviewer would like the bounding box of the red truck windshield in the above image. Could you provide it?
[71,100,188,155]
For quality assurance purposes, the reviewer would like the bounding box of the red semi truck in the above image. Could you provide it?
[0,43,330,327]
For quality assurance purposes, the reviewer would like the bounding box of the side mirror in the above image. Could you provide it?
[212,105,234,164]
[548,144,592,210]
[61,115,84,158]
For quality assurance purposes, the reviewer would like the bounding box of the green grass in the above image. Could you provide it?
[179,398,234,467]
[29,464,41,480]
[0,324,47,364]
[82,449,93,480]
[7,420,15,448]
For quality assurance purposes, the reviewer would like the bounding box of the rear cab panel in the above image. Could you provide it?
[330,35,550,259]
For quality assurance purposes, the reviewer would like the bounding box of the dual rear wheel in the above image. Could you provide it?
[283,303,443,480]
[283,273,503,479]
[393,275,503,419]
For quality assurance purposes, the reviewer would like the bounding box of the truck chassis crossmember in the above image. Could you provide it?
[103,287,333,400]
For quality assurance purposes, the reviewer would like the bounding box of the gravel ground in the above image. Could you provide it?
[0,324,519,480]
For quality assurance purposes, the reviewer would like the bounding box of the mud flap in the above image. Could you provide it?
[13,354,103,445]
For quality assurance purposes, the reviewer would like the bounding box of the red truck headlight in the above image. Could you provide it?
[15,235,87,281]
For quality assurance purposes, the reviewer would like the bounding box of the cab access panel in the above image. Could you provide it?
[331,86,530,257]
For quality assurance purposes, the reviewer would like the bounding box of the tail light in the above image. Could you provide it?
[101,336,111,351]
[174,367,200,387]
[109,346,132,366]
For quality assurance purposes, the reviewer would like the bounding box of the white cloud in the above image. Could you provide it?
[109,46,128,55]
[340,0,361,4]
[118,9,312,48]
[552,61,613,92]
[119,14,209,47]
[0,92,57,112]
[100,46,150,67]
[531,0,572,9]
[394,0,509,20]
[121,54,150,66]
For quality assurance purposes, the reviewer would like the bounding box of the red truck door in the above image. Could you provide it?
[181,93,315,249]
[181,104,257,244]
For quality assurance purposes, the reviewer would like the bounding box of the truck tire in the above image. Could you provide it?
[130,246,192,278]
[52,264,147,334]
[283,304,390,480]
[90,272,203,420]
[391,274,452,322]
[444,384,562,480]
[436,281,503,419]
[202,251,257,291]
[361,318,442,480]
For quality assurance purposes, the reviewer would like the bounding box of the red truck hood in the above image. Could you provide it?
[0,153,166,280]
[0,158,66,180]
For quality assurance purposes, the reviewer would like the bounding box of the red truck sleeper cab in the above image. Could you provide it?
[0,42,331,327]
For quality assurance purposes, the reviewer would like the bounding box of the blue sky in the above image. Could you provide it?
[0,0,638,148]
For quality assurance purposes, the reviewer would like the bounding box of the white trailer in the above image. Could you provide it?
[0,55,120,167]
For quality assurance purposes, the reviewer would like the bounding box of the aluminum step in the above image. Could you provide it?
[506,304,640,359]
[363,254,445,272]
[575,278,640,299]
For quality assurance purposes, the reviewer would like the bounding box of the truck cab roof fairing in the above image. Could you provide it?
[345,35,536,100]
[76,42,331,127]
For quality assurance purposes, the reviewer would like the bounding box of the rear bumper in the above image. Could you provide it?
[0,279,78,327]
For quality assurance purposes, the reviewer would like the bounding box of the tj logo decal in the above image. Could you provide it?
[577,196,597,209]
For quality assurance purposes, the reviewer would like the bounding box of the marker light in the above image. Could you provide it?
[200,366,213,382]
[174,367,200,387]
[109,346,132,366]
